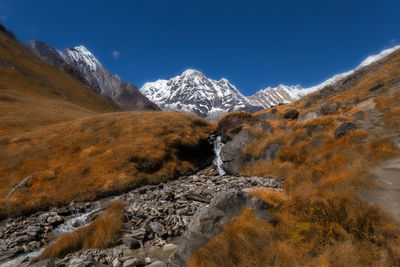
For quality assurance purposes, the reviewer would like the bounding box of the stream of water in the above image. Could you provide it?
[213,136,226,176]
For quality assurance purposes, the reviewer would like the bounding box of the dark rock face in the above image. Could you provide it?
[334,122,357,138]
[26,41,159,111]
[220,130,256,175]
[26,40,87,84]
[283,109,299,120]
[167,190,273,267]
[217,112,254,142]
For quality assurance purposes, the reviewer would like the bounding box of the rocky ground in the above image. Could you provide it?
[0,167,282,267]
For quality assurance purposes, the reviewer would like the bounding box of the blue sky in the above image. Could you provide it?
[1,0,399,95]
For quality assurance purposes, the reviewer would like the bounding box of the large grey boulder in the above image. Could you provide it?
[167,190,273,267]
[220,130,256,175]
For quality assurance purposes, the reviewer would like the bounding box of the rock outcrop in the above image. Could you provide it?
[167,190,274,267]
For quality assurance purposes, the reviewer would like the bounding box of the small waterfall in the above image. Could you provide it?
[213,136,226,176]
[53,208,100,233]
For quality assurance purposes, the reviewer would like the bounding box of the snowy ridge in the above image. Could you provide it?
[249,45,400,108]
[60,45,101,72]
[140,69,259,120]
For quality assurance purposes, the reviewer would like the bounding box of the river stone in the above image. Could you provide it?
[149,221,167,237]
[131,229,146,240]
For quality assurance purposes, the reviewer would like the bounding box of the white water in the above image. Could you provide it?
[213,136,226,175]
[53,208,100,233]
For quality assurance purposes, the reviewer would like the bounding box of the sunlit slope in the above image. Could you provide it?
[0,111,215,219]
[190,48,400,266]
[0,30,119,136]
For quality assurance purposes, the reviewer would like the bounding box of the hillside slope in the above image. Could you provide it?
[190,48,400,266]
[0,27,120,136]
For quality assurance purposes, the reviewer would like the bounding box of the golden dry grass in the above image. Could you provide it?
[37,201,125,260]
[0,30,119,136]
[190,48,400,266]
[0,111,215,219]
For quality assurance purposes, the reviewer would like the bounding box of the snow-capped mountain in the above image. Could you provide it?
[140,69,262,120]
[249,45,400,108]
[26,41,159,111]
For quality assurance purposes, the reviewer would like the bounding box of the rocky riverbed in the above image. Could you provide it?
[0,168,282,267]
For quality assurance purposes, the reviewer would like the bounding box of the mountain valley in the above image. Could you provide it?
[1,22,400,267]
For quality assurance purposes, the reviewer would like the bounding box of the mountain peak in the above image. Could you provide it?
[182,69,202,76]
[141,70,257,120]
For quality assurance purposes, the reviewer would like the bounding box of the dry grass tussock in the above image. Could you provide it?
[0,111,215,219]
[0,30,119,136]
[36,201,125,260]
[190,49,400,265]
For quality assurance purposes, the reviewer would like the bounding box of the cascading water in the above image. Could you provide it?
[53,208,100,233]
[213,136,226,175]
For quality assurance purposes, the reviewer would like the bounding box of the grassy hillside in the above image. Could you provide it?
[0,29,119,136]
[0,111,214,219]
[191,50,400,266]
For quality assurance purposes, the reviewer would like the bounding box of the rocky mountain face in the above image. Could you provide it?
[27,41,159,111]
[140,69,262,120]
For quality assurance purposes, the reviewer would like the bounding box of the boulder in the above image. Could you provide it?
[131,229,146,240]
[283,109,299,120]
[334,122,357,138]
[320,102,340,115]
[149,221,167,238]
[168,190,273,267]
[47,215,63,226]
[220,130,256,175]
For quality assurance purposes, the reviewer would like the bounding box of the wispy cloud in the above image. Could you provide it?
[112,50,120,59]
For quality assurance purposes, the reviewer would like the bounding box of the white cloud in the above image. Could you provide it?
[112,50,120,59]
